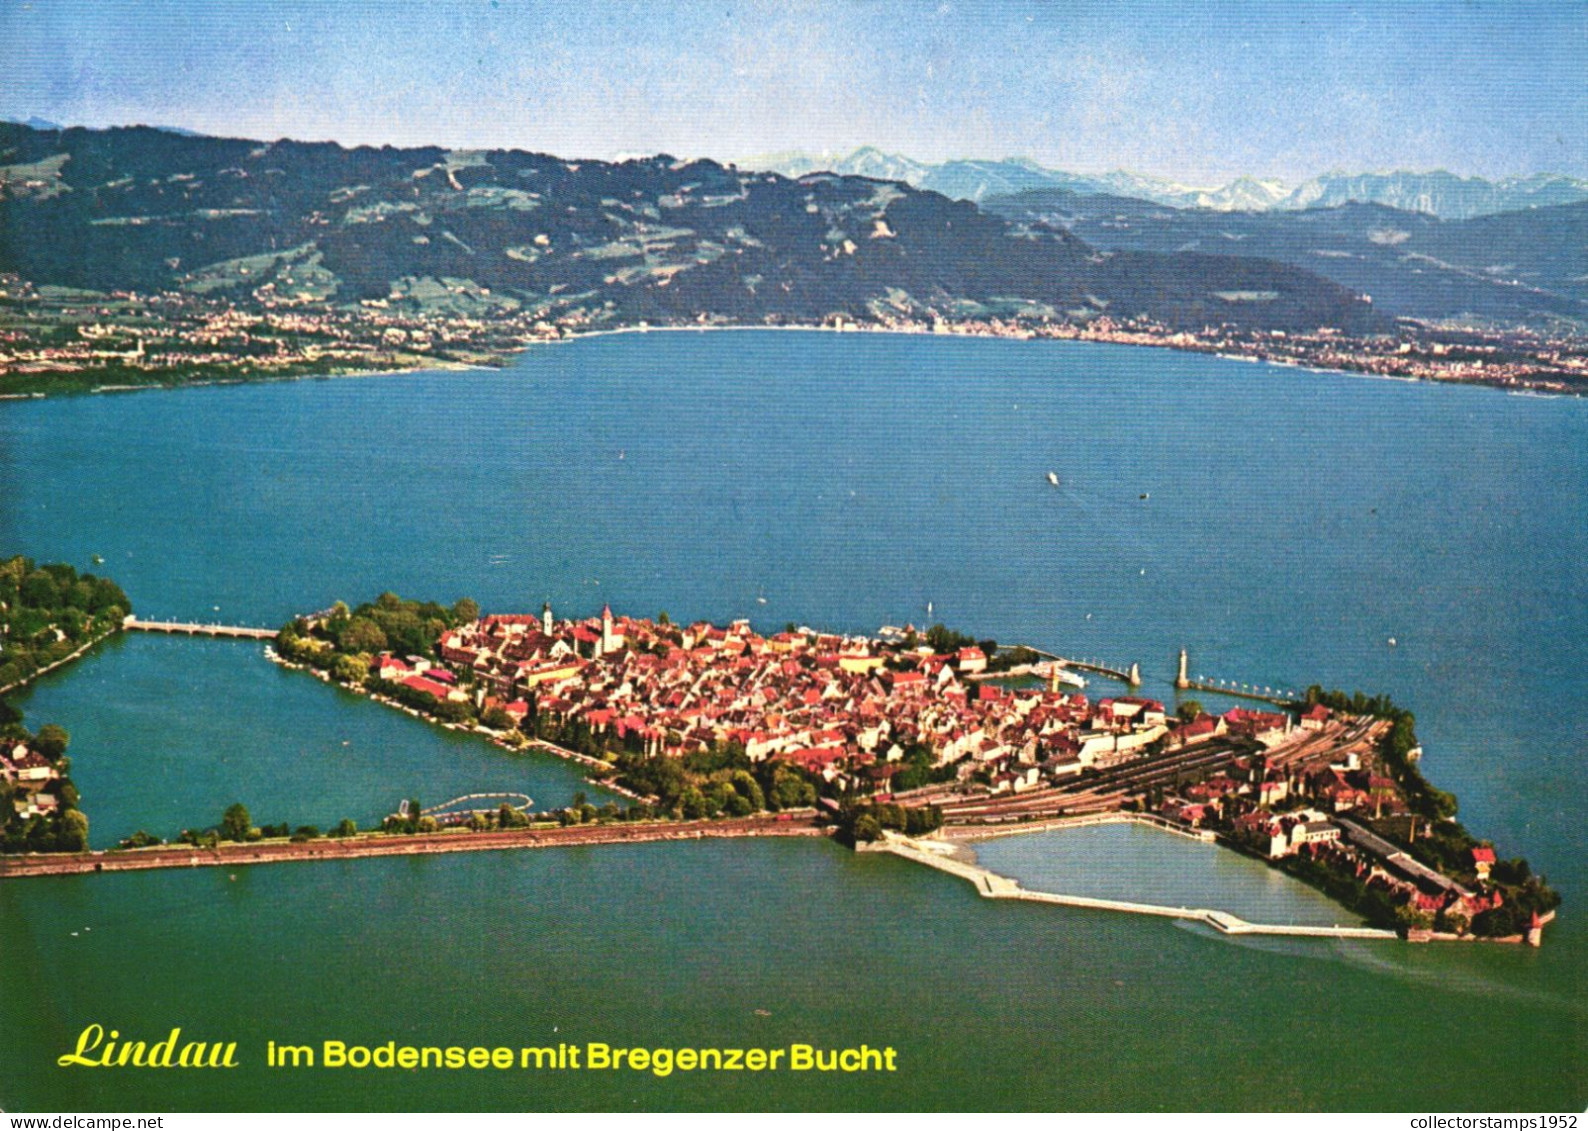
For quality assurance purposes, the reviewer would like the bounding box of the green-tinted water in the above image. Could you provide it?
[2,841,1581,1111]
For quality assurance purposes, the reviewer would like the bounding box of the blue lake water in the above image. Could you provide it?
[1,330,1584,1110]
[9,632,615,846]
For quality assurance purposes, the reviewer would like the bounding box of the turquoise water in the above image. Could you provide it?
[971,823,1353,927]
[1,331,1584,1110]
[8,633,615,846]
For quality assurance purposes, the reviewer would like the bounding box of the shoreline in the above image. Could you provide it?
[0,625,119,697]
[262,646,644,803]
[867,831,1399,941]
[5,320,1585,402]
[871,830,1553,945]
[910,819,1554,947]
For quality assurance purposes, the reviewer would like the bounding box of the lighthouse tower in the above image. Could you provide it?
[601,603,615,654]
[1175,649,1190,689]
[542,601,554,635]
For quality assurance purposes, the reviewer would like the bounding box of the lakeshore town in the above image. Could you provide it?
[2,276,1586,398]
[0,570,1561,941]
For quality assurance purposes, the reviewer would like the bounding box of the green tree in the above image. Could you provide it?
[768,768,817,810]
[339,617,388,654]
[58,809,89,852]
[678,787,708,819]
[330,654,369,685]
[33,724,70,760]
[20,570,61,608]
[334,818,358,838]
[481,706,517,731]
[852,815,883,843]
[221,802,252,841]
[451,597,480,623]
[1176,701,1204,723]
[728,770,765,812]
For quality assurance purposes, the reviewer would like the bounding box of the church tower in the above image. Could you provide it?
[601,603,615,654]
[542,601,553,635]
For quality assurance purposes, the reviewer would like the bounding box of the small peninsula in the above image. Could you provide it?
[0,555,132,853]
[0,585,1561,945]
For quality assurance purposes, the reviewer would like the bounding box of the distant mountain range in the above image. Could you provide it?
[981,189,1588,332]
[0,122,1378,336]
[742,148,1588,220]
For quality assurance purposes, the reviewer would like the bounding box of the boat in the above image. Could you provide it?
[1046,471,1060,487]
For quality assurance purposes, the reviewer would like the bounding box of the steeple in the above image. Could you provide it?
[601,604,614,654]
[542,601,553,635]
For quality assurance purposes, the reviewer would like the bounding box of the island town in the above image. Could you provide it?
[0,570,1561,945]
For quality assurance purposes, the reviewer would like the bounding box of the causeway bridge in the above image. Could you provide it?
[123,616,278,640]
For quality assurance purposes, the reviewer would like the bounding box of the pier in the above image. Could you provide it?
[1175,647,1296,706]
[1177,679,1298,707]
[1016,645,1139,685]
[123,616,278,640]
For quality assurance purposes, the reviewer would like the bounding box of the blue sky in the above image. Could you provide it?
[2,0,1583,183]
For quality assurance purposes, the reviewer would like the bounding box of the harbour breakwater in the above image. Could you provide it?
[0,815,828,879]
[940,810,1218,844]
[869,832,1400,942]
